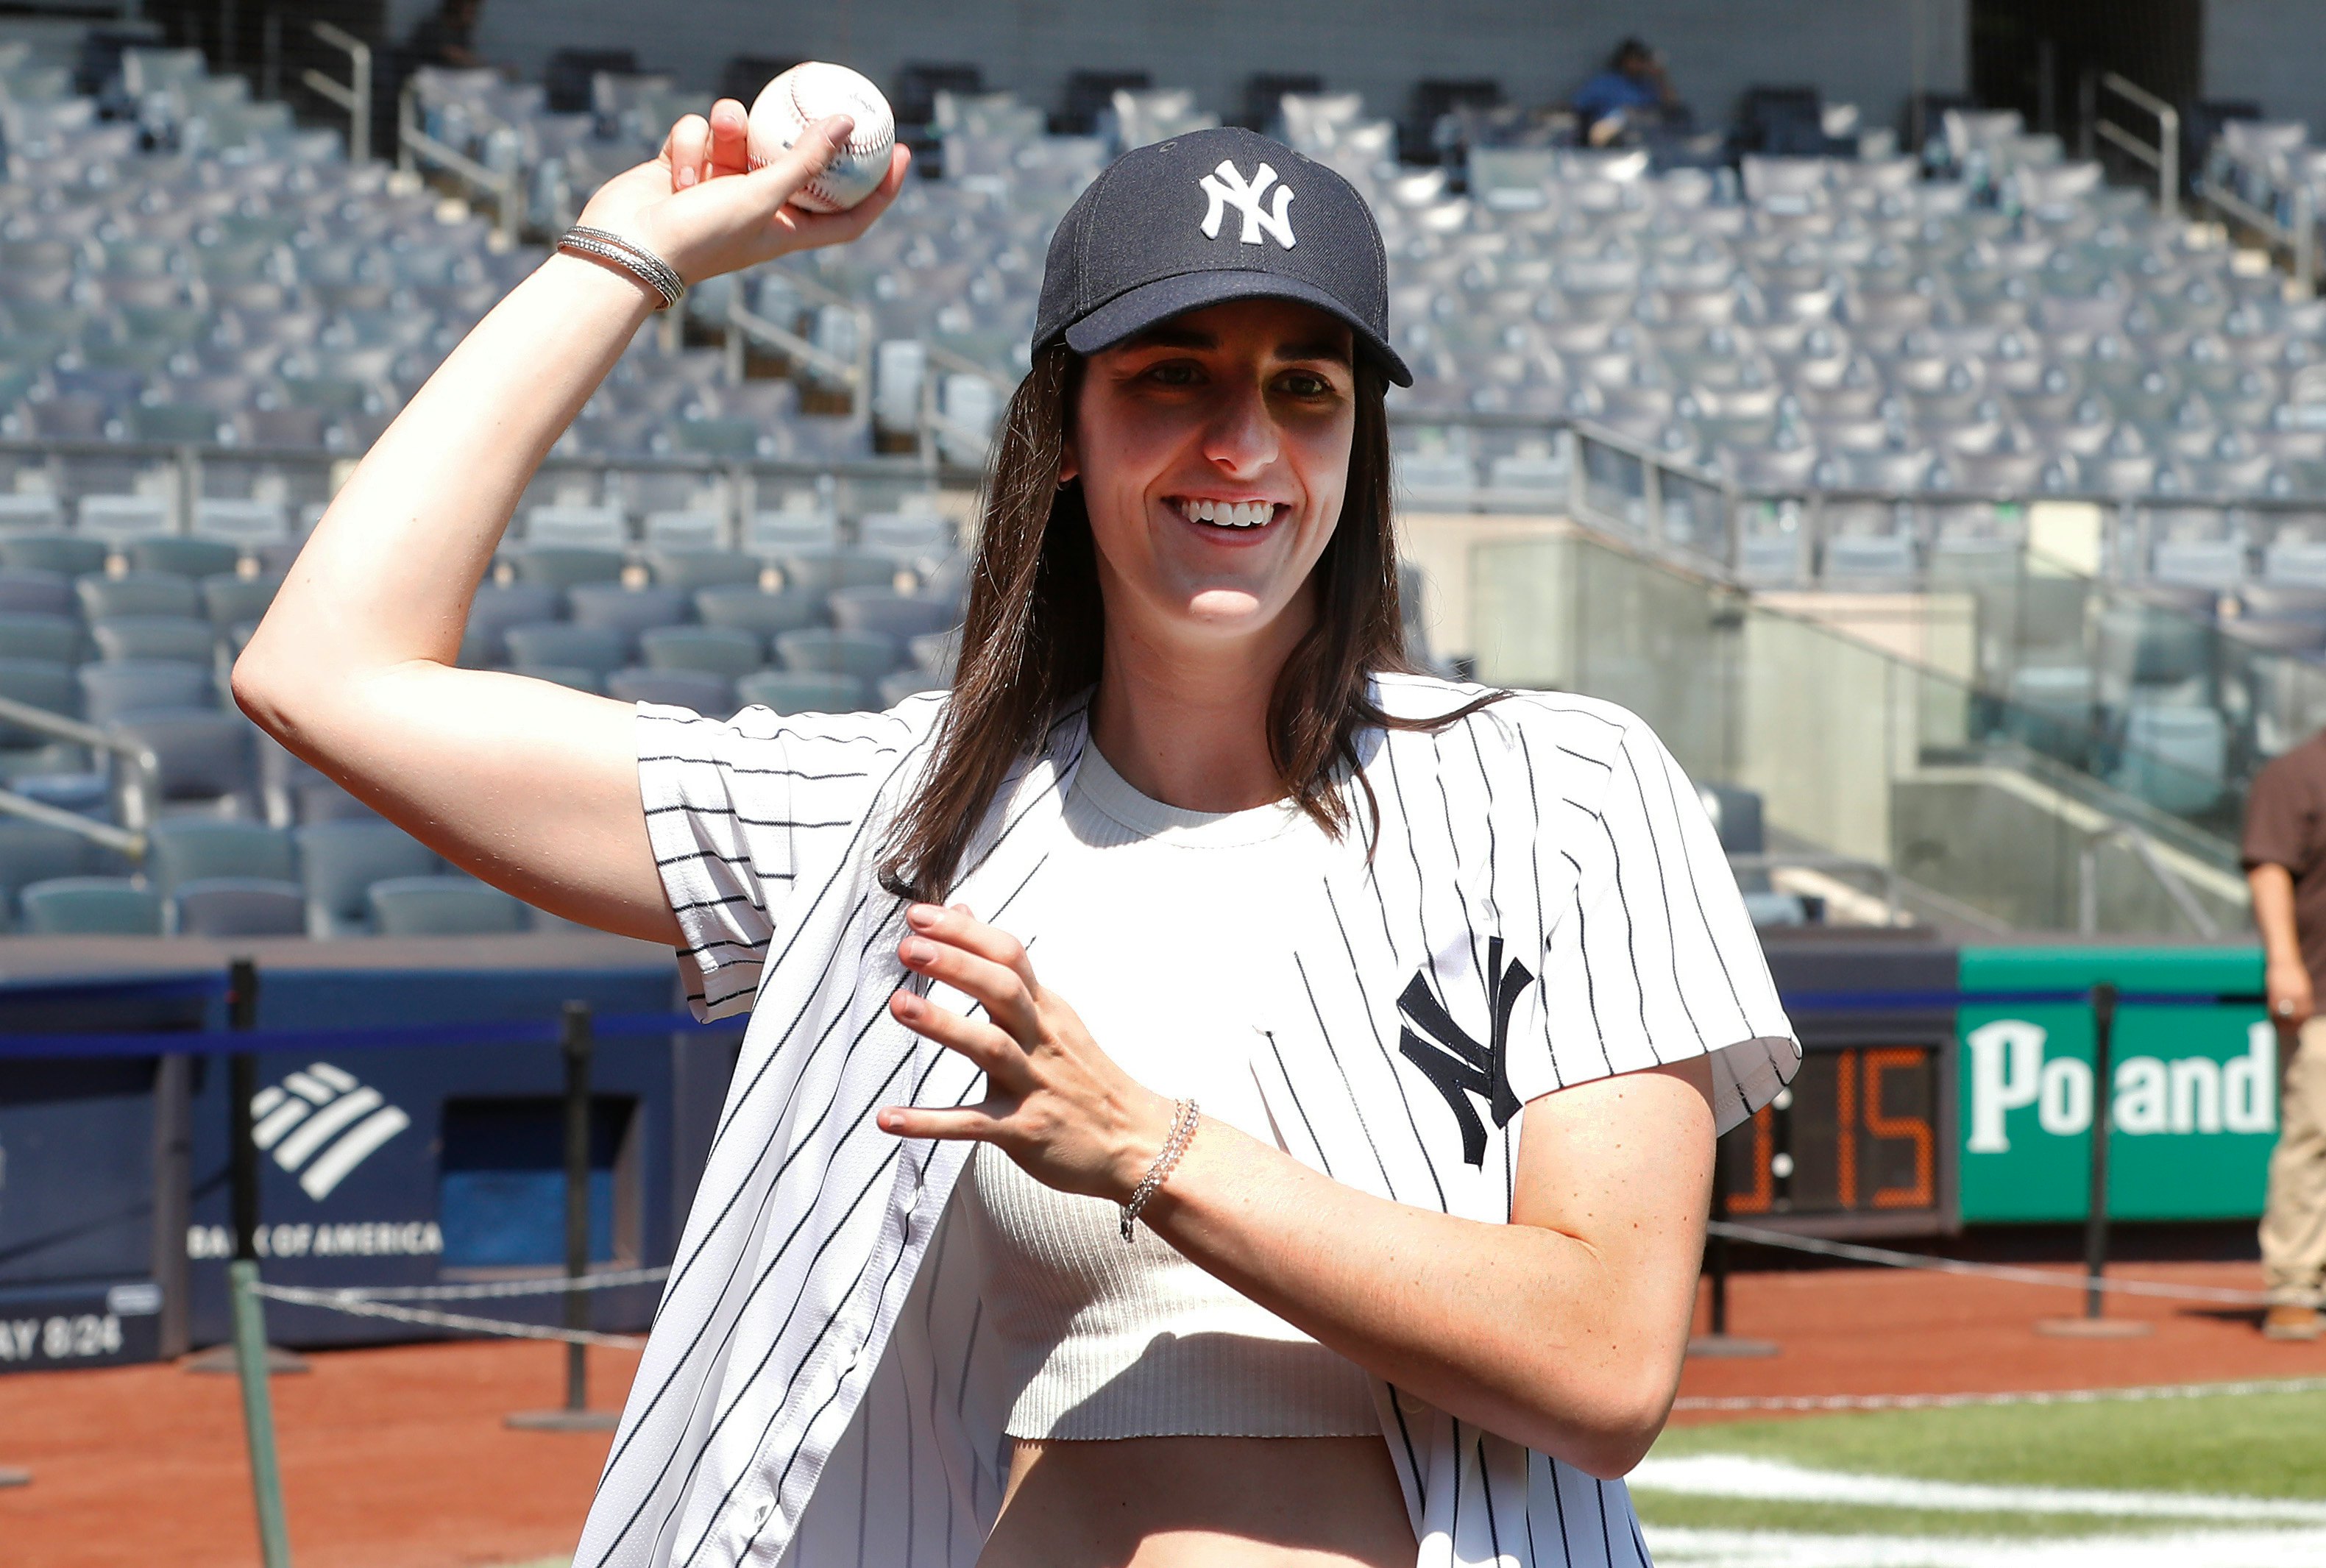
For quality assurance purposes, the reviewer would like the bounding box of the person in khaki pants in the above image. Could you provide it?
[2244,734,2326,1340]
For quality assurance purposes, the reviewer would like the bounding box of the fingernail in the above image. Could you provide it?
[676,165,695,188]
[901,937,934,963]
[828,115,856,146]
[906,904,940,929]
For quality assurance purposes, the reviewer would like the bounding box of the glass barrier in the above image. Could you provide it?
[1468,528,2252,936]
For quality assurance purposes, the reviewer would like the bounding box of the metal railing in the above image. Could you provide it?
[0,693,158,859]
[2196,167,2317,299]
[2080,71,2179,220]
[300,21,370,166]
[2079,823,2222,937]
[397,79,521,244]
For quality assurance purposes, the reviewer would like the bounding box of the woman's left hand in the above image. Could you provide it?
[879,902,1174,1202]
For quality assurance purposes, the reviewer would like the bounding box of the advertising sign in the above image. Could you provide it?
[1957,946,2272,1224]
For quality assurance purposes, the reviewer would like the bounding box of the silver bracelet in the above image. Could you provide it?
[1119,1099,1199,1242]
[556,224,687,311]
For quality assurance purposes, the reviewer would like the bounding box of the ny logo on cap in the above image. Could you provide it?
[1199,160,1297,249]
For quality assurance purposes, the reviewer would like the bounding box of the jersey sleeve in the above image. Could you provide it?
[1520,711,1799,1134]
[635,700,930,1021]
[2241,751,2315,876]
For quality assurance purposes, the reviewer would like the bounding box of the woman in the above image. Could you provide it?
[235,103,1798,1568]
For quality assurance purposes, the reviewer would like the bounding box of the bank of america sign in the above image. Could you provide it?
[250,1063,411,1199]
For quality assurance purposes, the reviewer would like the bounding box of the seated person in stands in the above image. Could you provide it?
[403,0,486,71]
[1572,38,1682,145]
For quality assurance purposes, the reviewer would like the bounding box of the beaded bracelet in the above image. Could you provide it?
[1119,1098,1199,1242]
[556,224,687,311]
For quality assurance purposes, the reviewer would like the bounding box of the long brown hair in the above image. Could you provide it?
[876,339,1498,902]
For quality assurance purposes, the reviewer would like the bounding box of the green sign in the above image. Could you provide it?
[1957,946,2274,1224]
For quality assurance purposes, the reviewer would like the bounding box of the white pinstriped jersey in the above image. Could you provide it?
[588,674,1799,1568]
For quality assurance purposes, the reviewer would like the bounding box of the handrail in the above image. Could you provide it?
[0,692,161,844]
[922,340,1018,396]
[2079,823,2223,937]
[2197,170,2317,299]
[2085,70,2180,219]
[724,300,862,388]
[398,79,520,244]
[0,789,144,857]
[300,21,371,165]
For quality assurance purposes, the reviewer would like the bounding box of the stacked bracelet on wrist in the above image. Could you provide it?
[1119,1098,1199,1242]
[556,225,687,311]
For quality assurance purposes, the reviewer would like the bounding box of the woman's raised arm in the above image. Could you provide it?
[232,104,908,941]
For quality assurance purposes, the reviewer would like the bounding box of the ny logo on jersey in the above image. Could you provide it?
[1397,937,1533,1167]
[1199,160,1298,249]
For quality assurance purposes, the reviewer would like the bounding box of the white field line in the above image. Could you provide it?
[1643,1524,2326,1567]
[1631,1455,2326,1523]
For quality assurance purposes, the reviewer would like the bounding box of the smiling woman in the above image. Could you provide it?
[232,108,1799,1568]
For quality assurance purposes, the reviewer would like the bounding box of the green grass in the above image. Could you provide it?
[1645,1390,2326,1502]
[1630,1491,2191,1539]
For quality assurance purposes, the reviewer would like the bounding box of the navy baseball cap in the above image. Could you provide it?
[1033,126,1412,387]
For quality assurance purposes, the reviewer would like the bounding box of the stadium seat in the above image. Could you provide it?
[647,550,762,592]
[79,661,212,723]
[508,664,605,693]
[695,586,824,640]
[172,877,308,937]
[0,820,104,920]
[607,667,734,713]
[77,572,200,621]
[0,656,80,734]
[567,583,691,640]
[501,623,628,680]
[0,614,82,665]
[878,670,947,706]
[200,574,280,630]
[367,874,530,936]
[775,549,898,596]
[75,494,170,544]
[462,583,564,666]
[131,536,243,579]
[147,817,297,894]
[908,628,961,676]
[642,510,724,550]
[526,504,628,549]
[742,507,840,556]
[89,616,217,665]
[298,820,443,937]
[508,546,627,591]
[638,625,763,678]
[826,588,960,643]
[0,494,65,533]
[18,876,163,935]
[775,629,902,681]
[109,710,256,813]
[735,670,869,714]
[191,499,290,547]
[1,533,106,578]
[857,511,956,569]
[0,569,72,616]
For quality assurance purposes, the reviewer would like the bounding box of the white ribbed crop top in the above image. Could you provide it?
[955,743,1379,1441]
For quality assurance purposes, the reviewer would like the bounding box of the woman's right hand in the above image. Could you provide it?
[577,98,910,287]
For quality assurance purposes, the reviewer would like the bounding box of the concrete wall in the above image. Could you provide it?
[398,0,1965,135]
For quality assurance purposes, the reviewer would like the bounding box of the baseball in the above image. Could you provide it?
[748,63,896,214]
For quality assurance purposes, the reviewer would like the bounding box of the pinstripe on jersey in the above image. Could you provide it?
[586,675,1798,1568]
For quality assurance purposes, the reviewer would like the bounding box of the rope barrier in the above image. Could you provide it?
[1673,1375,2326,1414]
[283,1266,670,1302]
[249,1282,649,1350]
[0,1008,728,1059]
[1707,1221,2280,1306]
